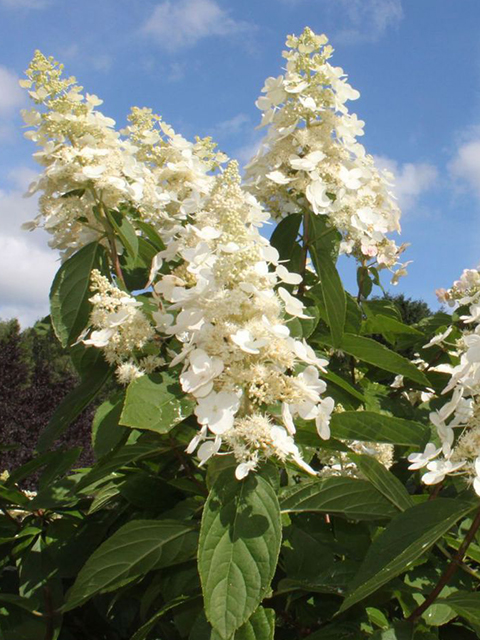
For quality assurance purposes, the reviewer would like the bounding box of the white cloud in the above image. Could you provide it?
[212,113,250,138]
[335,0,403,43]
[0,66,24,116]
[0,172,59,327]
[449,139,480,199]
[0,66,26,140]
[374,156,438,212]
[0,0,49,8]
[60,44,113,74]
[168,62,186,82]
[279,0,403,43]
[142,0,250,52]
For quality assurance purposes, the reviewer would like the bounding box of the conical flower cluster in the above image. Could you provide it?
[20,51,224,258]
[153,162,334,478]
[245,28,408,282]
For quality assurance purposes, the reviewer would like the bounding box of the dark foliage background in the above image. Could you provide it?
[0,318,95,486]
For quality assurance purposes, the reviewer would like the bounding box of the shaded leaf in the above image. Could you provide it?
[92,390,127,457]
[50,242,107,348]
[340,499,476,611]
[280,477,398,521]
[438,592,480,627]
[270,214,301,263]
[64,519,198,610]
[323,371,365,403]
[77,441,169,491]
[330,411,428,447]
[131,595,198,640]
[335,334,430,386]
[107,209,139,259]
[136,220,166,252]
[310,245,346,348]
[370,621,414,640]
[349,454,414,512]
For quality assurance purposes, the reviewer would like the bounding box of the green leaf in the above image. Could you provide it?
[0,594,41,615]
[4,451,63,487]
[330,411,428,447]
[38,447,81,490]
[131,595,197,640]
[69,341,108,379]
[340,499,476,612]
[370,621,414,640]
[64,519,198,611]
[92,391,127,457]
[322,371,365,403]
[308,212,341,259]
[120,372,194,433]
[270,214,302,262]
[280,477,398,521]
[368,314,424,338]
[120,236,158,290]
[136,220,166,252]
[363,299,402,322]
[334,334,430,386]
[0,484,30,506]
[438,592,480,626]
[345,293,363,334]
[76,441,170,491]
[349,454,414,512]
[107,209,139,259]
[357,266,373,299]
[277,560,358,596]
[190,607,275,640]
[37,358,111,452]
[287,305,320,339]
[50,242,107,348]
[310,245,346,348]
[198,468,281,639]
[233,606,275,640]
[302,621,364,640]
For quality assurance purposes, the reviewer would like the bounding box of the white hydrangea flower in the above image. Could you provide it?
[153,161,334,477]
[416,265,480,494]
[194,391,241,435]
[82,270,156,382]
[245,27,406,283]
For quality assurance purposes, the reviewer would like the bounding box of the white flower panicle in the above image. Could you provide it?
[21,50,335,480]
[410,268,480,496]
[20,52,222,258]
[245,28,408,282]
[154,161,334,478]
[84,269,161,384]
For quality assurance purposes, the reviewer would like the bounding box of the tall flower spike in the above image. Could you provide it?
[153,161,334,479]
[245,27,408,282]
[20,52,222,259]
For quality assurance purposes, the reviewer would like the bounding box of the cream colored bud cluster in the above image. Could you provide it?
[83,270,161,385]
[317,441,394,478]
[410,268,480,496]
[120,107,226,235]
[20,52,219,258]
[153,161,335,479]
[245,27,408,283]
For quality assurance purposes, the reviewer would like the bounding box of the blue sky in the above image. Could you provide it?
[1,0,480,325]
